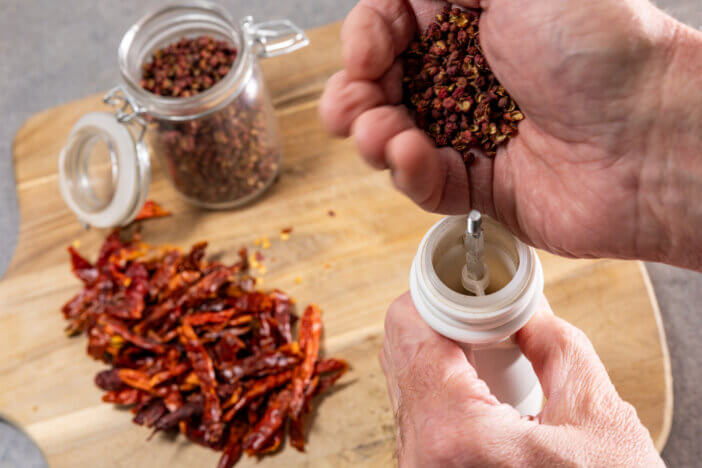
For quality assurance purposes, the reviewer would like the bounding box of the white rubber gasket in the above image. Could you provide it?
[59,112,141,228]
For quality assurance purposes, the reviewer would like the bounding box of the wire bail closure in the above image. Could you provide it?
[103,86,147,140]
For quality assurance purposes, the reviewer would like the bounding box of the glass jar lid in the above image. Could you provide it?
[59,109,150,228]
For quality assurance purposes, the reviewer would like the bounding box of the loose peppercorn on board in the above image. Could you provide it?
[0,22,672,466]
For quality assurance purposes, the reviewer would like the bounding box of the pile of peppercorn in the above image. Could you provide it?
[402,6,523,160]
[141,35,238,98]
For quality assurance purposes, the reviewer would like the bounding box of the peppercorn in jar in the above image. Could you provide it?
[59,3,309,227]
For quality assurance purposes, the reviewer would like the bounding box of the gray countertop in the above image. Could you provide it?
[0,1,700,466]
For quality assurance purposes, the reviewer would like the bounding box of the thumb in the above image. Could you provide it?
[382,292,526,464]
[516,297,621,425]
[381,292,500,414]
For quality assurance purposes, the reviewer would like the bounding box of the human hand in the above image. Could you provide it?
[320,0,702,268]
[379,293,663,467]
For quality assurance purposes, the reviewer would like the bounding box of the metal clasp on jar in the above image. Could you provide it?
[103,86,147,139]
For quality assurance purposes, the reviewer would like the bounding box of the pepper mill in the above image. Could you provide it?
[409,214,544,415]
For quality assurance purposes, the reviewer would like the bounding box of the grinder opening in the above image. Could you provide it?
[431,216,519,296]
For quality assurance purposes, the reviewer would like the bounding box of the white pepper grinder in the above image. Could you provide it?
[409,213,544,415]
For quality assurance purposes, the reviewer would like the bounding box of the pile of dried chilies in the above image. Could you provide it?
[61,230,347,467]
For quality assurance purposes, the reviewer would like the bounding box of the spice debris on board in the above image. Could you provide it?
[402,6,523,160]
[61,227,348,467]
[134,200,172,222]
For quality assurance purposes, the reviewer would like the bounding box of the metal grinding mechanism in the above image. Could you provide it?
[461,210,491,295]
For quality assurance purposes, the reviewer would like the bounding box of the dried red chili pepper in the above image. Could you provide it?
[68,247,99,285]
[219,343,301,382]
[243,388,292,454]
[289,416,306,452]
[180,321,223,443]
[290,305,322,418]
[62,230,348,466]
[103,388,141,405]
[133,399,168,427]
[100,317,165,354]
[270,290,295,344]
[154,397,204,431]
[217,421,248,468]
[149,362,190,387]
[224,370,293,420]
[258,430,283,454]
[288,359,348,452]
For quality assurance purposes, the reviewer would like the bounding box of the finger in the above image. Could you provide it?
[378,59,404,105]
[384,292,498,409]
[386,293,532,467]
[354,110,498,215]
[516,298,610,398]
[352,105,415,169]
[341,0,486,81]
[516,298,621,424]
[341,0,417,81]
[385,130,477,214]
[319,71,386,137]
[452,0,483,8]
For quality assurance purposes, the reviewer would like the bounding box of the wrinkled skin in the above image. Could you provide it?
[381,294,663,467]
[320,0,702,270]
[320,0,702,465]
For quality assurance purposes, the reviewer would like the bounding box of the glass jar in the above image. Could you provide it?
[59,2,309,227]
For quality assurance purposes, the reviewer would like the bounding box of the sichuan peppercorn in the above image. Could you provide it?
[147,97,280,206]
[141,36,238,98]
[139,35,281,207]
[402,6,524,160]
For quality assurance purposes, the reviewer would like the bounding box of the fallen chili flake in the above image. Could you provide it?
[402,6,524,160]
[134,200,172,221]
[62,231,348,467]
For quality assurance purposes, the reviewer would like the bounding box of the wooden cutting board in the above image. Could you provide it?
[0,22,672,466]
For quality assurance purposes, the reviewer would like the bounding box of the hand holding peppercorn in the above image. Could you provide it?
[320,0,702,270]
[321,0,702,466]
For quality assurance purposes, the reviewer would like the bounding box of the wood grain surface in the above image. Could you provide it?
[0,22,672,466]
